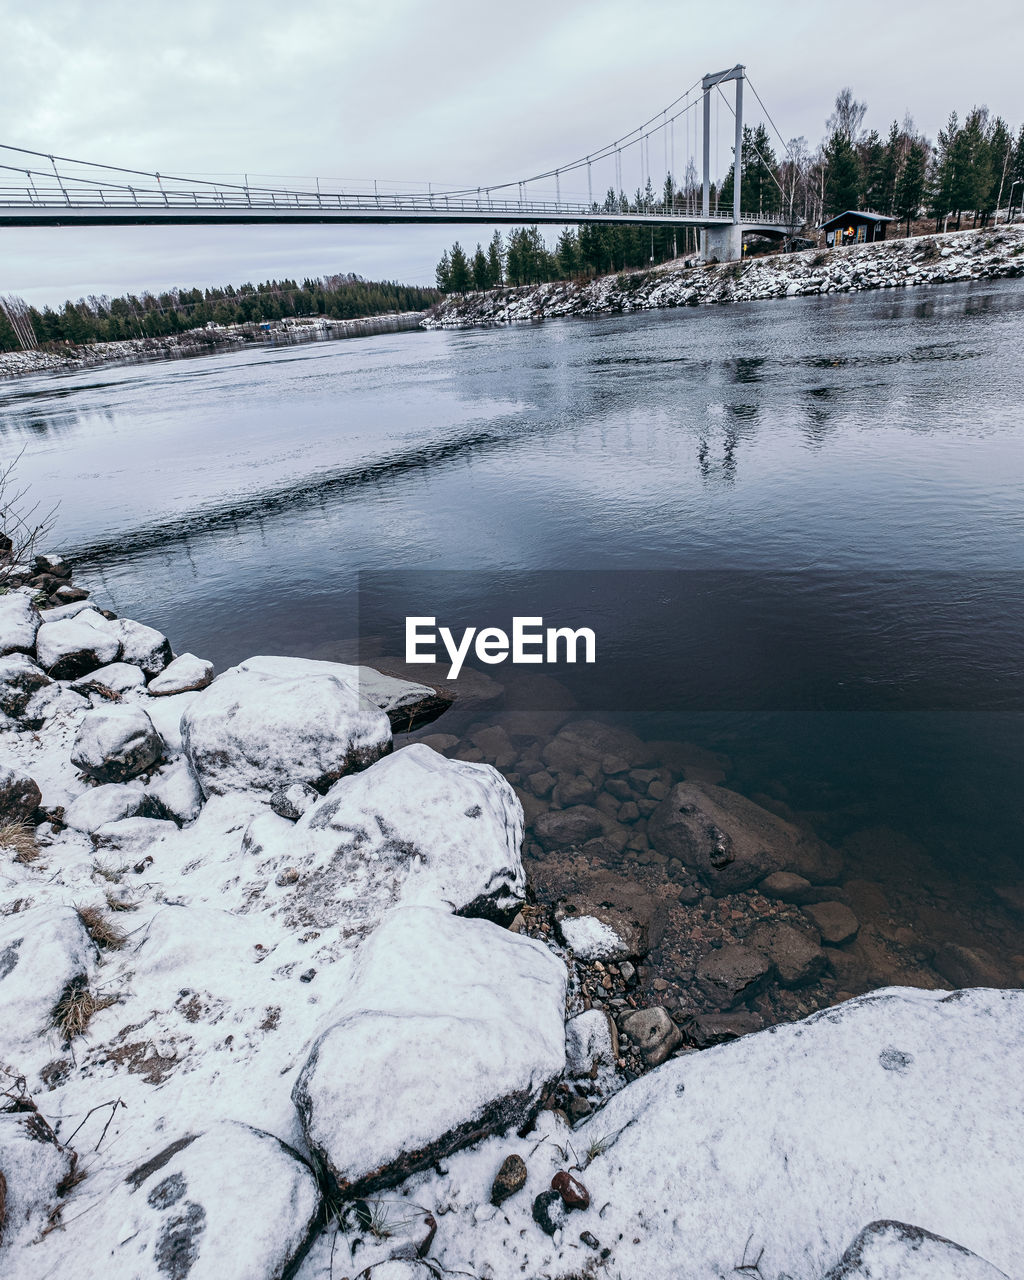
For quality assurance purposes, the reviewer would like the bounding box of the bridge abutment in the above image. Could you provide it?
[701,223,744,263]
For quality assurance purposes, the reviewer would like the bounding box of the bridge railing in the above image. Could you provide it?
[0,180,797,224]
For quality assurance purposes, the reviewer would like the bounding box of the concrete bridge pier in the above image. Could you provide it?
[701,223,744,262]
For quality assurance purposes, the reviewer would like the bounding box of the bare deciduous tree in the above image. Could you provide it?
[0,448,58,588]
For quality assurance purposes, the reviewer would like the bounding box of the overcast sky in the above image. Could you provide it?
[1,0,1020,306]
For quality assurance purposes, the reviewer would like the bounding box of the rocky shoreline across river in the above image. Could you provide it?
[422,224,1024,329]
[1,558,1023,1279]
[0,312,428,381]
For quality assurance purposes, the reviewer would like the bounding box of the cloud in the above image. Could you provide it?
[1,0,1020,303]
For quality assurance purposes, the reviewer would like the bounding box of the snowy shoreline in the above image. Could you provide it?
[422,224,1024,329]
[0,311,427,381]
[2,559,1023,1278]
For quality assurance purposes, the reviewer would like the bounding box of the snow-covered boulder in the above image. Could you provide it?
[63,781,149,833]
[147,652,214,695]
[35,609,121,679]
[538,988,1024,1279]
[110,616,172,675]
[0,764,41,822]
[145,758,204,824]
[71,703,163,782]
[822,1220,1010,1280]
[0,906,96,1052]
[293,906,567,1196]
[35,1123,319,1280]
[0,590,40,658]
[0,653,51,716]
[71,661,147,696]
[234,654,447,729]
[282,744,526,928]
[181,658,392,797]
[0,1111,77,1257]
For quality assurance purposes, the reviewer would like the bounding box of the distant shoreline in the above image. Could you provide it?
[422,225,1024,329]
[0,310,427,381]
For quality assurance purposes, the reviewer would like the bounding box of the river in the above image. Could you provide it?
[2,278,1022,904]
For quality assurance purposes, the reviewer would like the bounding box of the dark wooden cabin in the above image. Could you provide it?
[820,211,895,247]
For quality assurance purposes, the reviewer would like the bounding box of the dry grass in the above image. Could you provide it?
[92,858,128,884]
[0,821,40,864]
[50,977,116,1041]
[104,889,138,913]
[76,905,126,950]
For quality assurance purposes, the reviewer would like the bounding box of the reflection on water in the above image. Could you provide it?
[2,278,1022,903]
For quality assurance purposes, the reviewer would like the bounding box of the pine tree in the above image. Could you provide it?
[435,250,451,292]
[824,130,862,215]
[486,231,504,286]
[895,140,926,235]
[471,243,490,290]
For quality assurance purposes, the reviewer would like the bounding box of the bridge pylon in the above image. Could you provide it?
[700,64,744,262]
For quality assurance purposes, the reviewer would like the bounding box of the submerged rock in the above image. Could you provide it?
[649,780,842,895]
[293,906,566,1197]
[181,658,392,797]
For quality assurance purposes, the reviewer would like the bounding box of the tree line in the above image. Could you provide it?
[0,273,439,352]
[434,89,1024,293]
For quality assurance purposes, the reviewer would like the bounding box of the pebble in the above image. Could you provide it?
[490,1152,527,1206]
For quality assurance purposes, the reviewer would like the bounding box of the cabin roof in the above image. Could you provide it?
[819,210,897,230]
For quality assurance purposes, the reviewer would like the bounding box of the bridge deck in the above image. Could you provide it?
[0,193,799,234]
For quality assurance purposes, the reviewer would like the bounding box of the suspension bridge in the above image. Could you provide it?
[0,64,801,262]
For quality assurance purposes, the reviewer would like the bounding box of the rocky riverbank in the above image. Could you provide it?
[0,312,427,380]
[1,558,1023,1279]
[422,225,1024,328]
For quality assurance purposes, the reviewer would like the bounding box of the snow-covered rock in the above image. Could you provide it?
[0,764,41,822]
[270,780,320,821]
[63,780,149,832]
[234,654,446,729]
[147,652,214,695]
[0,905,96,1052]
[0,1110,77,1258]
[0,590,40,658]
[181,658,392,797]
[71,703,163,782]
[71,660,147,695]
[557,913,634,961]
[564,1009,618,1078]
[822,1220,1010,1280]
[0,652,51,716]
[145,758,205,824]
[34,1122,319,1280]
[285,744,526,928]
[293,906,567,1196]
[35,609,121,679]
[110,616,172,675]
